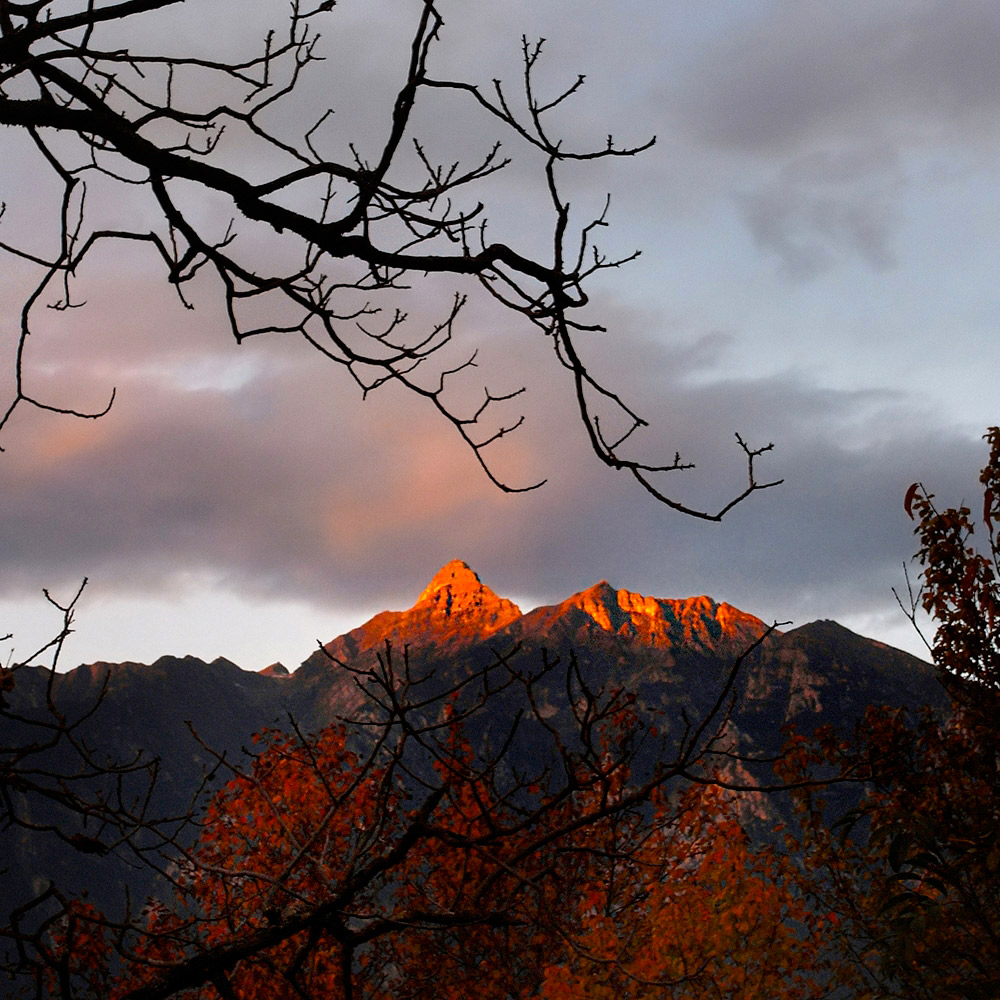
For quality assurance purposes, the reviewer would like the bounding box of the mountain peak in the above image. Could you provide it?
[412,560,522,627]
[259,661,289,678]
[545,582,771,654]
[305,562,522,675]
[415,560,484,605]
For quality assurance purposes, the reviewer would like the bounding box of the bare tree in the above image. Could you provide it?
[0,583,206,996]
[0,0,780,519]
[0,581,154,855]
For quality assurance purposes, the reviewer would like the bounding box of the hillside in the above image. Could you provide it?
[3,560,943,918]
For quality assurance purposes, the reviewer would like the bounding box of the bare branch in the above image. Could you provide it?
[0,0,778,517]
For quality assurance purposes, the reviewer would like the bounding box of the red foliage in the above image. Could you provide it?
[785,428,1000,1000]
[113,715,846,1000]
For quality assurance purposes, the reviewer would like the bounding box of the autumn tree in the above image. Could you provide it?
[0,0,779,518]
[537,783,854,1000]
[783,428,1000,1000]
[4,633,857,1000]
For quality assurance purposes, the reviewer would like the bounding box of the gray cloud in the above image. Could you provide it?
[0,278,984,664]
[677,1,1000,154]
[737,180,898,279]
[0,1,992,669]
[661,1,1000,277]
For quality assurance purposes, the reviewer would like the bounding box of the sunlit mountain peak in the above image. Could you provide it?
[412,560,522,625]
[545,581,772,654]
[416,559,486,605]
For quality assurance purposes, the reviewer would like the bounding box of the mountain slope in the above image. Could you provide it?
[3,561,943,920]
[504,581,770,656]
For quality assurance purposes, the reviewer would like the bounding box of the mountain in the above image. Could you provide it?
[506,580,767,655]
[306,564,768,671]
[293,560,523,717]
[3,561,944,919]
[318,559,521,663]
[297,563,780,724]
[295,564,940,752]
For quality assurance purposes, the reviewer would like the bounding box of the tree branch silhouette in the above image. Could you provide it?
[0,0,780,517]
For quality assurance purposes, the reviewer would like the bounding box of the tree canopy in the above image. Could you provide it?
[782,427,1000,1000]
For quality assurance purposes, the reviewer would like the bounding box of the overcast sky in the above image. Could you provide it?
[0,0,996,671]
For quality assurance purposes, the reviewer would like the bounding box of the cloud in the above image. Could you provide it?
[660,1,1000,277]
[0,276,984,666]
[676,1,1000,155]
[0,1,991,669]
[736,179,898,280]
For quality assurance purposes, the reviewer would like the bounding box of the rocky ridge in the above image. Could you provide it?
[305,561,773,679]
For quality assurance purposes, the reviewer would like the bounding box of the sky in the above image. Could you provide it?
[0,0,997,672]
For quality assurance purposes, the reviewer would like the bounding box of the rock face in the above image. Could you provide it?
[740,619,943,728]
[413,559,522,630]
[303,567,772,678]
[504,581,770,659]
[299,561,521,680]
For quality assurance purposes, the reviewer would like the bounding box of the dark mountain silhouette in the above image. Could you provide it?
[4,561,944,919]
